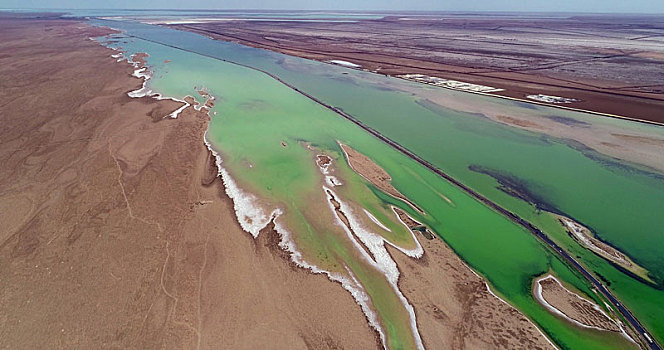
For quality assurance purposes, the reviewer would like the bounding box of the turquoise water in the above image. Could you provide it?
[92,18,662,347]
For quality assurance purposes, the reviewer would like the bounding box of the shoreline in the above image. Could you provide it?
[323,185,424,349]
[105,45,194,119]
[533,274,636,343]
[103,24,400,349]
[556,215,653,284]
[205,135,392,347]
[109,29,412,348]
[0,17,382,350]
[101,24,555,350]
[101,22,660,349]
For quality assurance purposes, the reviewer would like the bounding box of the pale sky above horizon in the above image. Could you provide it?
[2,0,663,14]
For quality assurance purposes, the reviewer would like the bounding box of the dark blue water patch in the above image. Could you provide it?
[544,115,591,128]
[468,164,561,214]
[512,100,541,110]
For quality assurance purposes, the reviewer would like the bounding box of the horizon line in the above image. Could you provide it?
[3,8,664,15]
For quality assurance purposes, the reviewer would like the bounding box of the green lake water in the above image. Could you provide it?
[94,18,662,349]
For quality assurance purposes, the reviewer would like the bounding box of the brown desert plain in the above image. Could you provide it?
[0,15,562,349]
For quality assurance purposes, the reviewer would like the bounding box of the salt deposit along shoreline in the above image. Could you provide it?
[101,31,411,349]
[323,186,424,350]
[7,17,388,349]
[557,215,652,283]
[204,136,434,349]
[99,37,216,120]
[91,23,656,345]
[203,133,394,348]
[533,275,637,344]
[100,33,555,350]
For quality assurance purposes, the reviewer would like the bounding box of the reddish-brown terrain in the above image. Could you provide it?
[170,14,664,123]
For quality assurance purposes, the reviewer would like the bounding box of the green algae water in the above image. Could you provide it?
[93,19,660,349]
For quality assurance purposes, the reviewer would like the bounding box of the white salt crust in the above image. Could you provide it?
[363,208,392,232]
[108,48,195,119]
[324,186,424,350]
[534,275,635,344]
[202,133,389,348]
[96,33,547,350]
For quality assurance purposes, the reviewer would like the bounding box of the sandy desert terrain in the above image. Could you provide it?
[0,15,610,350]
[0,17,378,349]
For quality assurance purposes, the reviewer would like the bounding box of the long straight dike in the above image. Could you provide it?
[117,28,660,350]
[182,25,664,127]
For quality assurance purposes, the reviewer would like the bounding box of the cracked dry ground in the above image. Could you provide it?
[0,19,378,349]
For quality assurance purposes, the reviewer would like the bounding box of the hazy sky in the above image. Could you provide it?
[2,0,663,13]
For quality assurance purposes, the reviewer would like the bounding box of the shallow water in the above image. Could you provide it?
[93,18,661,349]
